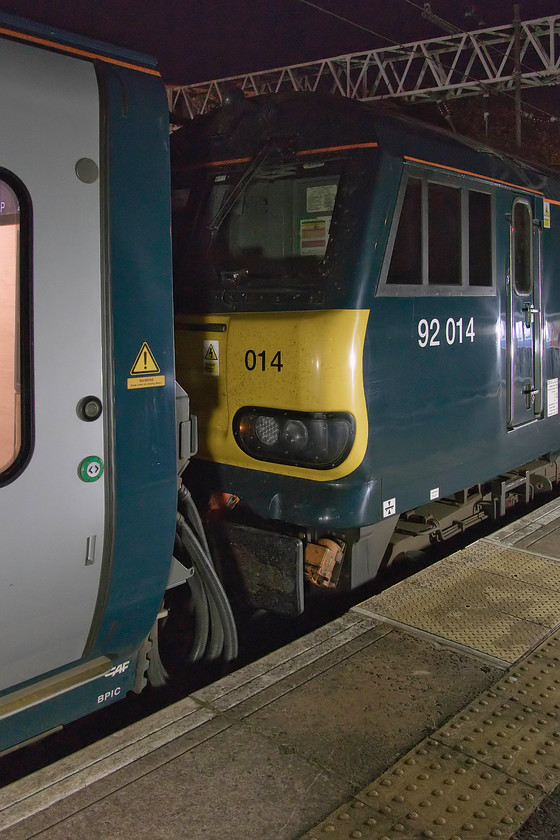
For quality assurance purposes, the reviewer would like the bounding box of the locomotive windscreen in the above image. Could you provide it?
[172,155,344,311]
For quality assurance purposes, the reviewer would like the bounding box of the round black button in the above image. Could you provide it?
[77,396,102,422]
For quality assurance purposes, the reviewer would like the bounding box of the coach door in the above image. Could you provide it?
[507,196,543,428]
[0,39,105,690]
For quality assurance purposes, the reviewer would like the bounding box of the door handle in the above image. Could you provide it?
[523,383,539,408]
[522,303,539,328]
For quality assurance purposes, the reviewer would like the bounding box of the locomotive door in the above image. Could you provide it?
[0,40,106,690]
[507,196,543,428]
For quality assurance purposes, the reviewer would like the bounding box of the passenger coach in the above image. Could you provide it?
[0,14,178,752]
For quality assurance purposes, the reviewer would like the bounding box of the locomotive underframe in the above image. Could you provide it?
[363,455,560,573]
[206,454,560,615]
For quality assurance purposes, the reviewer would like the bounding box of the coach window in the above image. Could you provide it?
[512,199,532,295]
[0,176,28,479]
[382,167,494,295]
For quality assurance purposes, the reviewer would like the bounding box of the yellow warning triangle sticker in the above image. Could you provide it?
[130,341,161,375]
[204,343,218,361]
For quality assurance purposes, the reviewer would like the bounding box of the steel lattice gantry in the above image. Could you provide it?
[168,14,560,119]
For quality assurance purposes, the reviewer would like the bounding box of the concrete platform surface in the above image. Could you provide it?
[1,498,560,840]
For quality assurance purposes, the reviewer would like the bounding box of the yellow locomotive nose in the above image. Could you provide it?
[175,308,370,480]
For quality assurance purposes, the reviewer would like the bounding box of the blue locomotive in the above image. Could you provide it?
[171,92,560,613]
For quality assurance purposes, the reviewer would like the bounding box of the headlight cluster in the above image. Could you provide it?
[233,407,355,469]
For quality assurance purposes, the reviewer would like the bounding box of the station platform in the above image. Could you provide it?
[1,498,560,839]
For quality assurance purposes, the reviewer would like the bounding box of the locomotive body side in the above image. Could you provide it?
[173,94,560,607]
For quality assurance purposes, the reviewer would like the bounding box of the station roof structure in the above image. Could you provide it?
[167,14,560,119]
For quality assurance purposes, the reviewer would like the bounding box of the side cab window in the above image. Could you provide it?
[511,198,533,295]
[379,165,494,295]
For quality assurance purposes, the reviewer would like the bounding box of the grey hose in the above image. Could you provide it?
[146,613,169,687]
[178,483,211,558]
[172,531,210,663]
[176,512,238,661]
[206,588,225,660]
[186,568,210,663]
[175,481,238,661]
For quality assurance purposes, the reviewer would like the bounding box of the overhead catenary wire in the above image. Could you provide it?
[170,11,560,136]
[296,0,394,44]
[398,0,560,124]
[295,0,560,126]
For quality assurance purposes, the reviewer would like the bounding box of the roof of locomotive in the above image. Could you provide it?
[171,91,560,200]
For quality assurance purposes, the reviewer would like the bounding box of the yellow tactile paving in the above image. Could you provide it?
[354,541,560,664]
[305,745,545,839]
[301,632,560,840]
[467,541,560,588]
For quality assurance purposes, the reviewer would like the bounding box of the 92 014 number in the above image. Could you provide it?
[417,317,475,348]
[244,349,283,372]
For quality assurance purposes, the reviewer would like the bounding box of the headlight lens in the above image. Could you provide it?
[282,419,308,451]
[255,415,280,446]
[234,408,355,469]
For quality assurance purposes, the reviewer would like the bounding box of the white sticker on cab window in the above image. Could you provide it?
[306,184,337,213]
[300,216,330,256]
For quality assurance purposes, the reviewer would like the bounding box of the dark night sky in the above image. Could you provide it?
[0,0,558,84]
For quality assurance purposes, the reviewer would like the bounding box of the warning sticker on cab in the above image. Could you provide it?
[127,341,165,389]
[544,199,551,229]
[300,217,330,257]
[203,340,219,376]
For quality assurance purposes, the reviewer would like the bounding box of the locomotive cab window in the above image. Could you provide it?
[215,166,340,265]
[0,175,30,481]
[381,166,494,295]
[173,154,345,311]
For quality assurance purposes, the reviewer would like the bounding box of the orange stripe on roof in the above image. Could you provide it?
[176,142,378,173]
[404,156,544,196]
[297,142,378,155]
[176,157,252,173]
[546,197,560,206]
[203,157,252,167]
[0,25,161,76]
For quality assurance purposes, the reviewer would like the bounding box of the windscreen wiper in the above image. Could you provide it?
[207,138,285,234]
